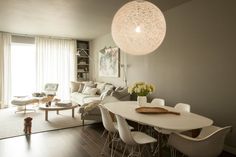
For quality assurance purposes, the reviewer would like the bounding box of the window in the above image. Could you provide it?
[11,43,36,96]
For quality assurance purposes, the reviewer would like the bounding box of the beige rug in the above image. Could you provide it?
[0,106,95,139]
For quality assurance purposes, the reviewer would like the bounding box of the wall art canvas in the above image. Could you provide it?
[99,47,120,77]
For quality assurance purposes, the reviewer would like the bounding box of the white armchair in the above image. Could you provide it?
[168,125,232,157]
[44,83,58,96]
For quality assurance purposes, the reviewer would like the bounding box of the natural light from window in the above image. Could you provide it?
[11,43,36,97]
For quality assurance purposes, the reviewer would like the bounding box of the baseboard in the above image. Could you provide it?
[224,145,236,155]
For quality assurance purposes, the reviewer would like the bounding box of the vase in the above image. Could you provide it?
[137,96,147,106]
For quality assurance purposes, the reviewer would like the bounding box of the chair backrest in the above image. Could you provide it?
[197,125,220,139]
[199,126,232,157]
[151,98,165,106]
[44,83,59,95]
[175,103,190,112]
[168,126,232,157]
[115,114,137,145]
[98,105,117,133]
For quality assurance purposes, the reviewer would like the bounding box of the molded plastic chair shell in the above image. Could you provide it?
[168,126,232,157]
[115,114,157,146]
[151,98,165,106]
[99,105,117,133]
[44,83,59,95]
[175,103,191,112]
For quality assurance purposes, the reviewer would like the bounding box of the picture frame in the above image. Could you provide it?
[99,47,120,77]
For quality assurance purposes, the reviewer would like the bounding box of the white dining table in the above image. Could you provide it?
[104,101,213,157]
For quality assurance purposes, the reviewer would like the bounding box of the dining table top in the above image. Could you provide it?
[104,101,213,132]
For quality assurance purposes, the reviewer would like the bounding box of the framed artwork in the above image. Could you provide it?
[99,47,120,77]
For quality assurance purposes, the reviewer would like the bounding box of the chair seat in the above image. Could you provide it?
[131,131,157,144]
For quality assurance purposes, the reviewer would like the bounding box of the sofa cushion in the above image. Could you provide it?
[82,82,97,92]
[71,92,101,105]
[78,83,85,93]
[83,96,101,104]
[82,87,98,95]
[70,81,82,93]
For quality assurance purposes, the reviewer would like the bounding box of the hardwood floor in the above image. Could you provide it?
[0,123,235,157]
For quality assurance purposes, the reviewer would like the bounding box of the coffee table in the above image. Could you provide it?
[39,102,78,121]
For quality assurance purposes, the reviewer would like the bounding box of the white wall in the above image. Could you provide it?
[0,34,3,108]
[90,0,236,152]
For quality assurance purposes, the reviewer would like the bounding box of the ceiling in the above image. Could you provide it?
[0,0,190,40]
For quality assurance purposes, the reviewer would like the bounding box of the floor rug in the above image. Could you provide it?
[0,107,95,139]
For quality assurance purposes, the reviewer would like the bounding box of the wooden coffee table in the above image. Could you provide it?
[39,103,78,121]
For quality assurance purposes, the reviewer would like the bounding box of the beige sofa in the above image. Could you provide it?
[70,81,130,125]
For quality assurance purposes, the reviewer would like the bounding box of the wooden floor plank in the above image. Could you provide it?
[0,123,235,157]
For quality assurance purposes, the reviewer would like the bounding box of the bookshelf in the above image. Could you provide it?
[76,40,90,81]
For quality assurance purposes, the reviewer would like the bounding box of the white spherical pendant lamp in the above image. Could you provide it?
[111,0,166,55]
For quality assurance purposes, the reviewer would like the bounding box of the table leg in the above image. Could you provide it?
[45,110,48,121]
[57,110,59,115]
[157,133,162,157]
[72,108,75,118]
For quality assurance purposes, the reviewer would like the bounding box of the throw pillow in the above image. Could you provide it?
[115,86,123,91]
[96,82,106,95]
[100,89,113,100]
[82,82,97,93]
[102,84,115,93]
[78,83,85,93]
[70,81,81,92]
[82,87,98,95]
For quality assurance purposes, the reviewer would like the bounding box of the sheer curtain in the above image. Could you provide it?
[36,37,76,100]
[0,33,11,108]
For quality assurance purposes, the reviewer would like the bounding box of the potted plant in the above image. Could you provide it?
[128,82,155,106]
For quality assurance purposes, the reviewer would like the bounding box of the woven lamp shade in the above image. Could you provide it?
[111,0,166,55]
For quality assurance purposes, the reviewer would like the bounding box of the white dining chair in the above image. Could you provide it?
[151,98,165,106]
[115,114,157,157]
[175,103,191,112]
[153,102,190,155]
[99,97,134,156]
[100,96,120,137]
[168,125,232,157]
[99,105,118,156]
[99,96,120,156]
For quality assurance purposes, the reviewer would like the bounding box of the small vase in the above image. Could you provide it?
[137,96,147,106]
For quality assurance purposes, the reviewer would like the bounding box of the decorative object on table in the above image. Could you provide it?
[24,117,33,135]
[55,101,72,107]
[99,47,120,77]
[45,94,55,107]
[128,82,154,106]
[136,107,180,115]
[32,92,46,97]
[111,0,166,55]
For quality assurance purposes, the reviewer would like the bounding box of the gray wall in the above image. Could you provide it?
[90,0,236,151]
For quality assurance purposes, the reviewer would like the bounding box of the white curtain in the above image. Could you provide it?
[36,37,76,100]
[0,33,12,108]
